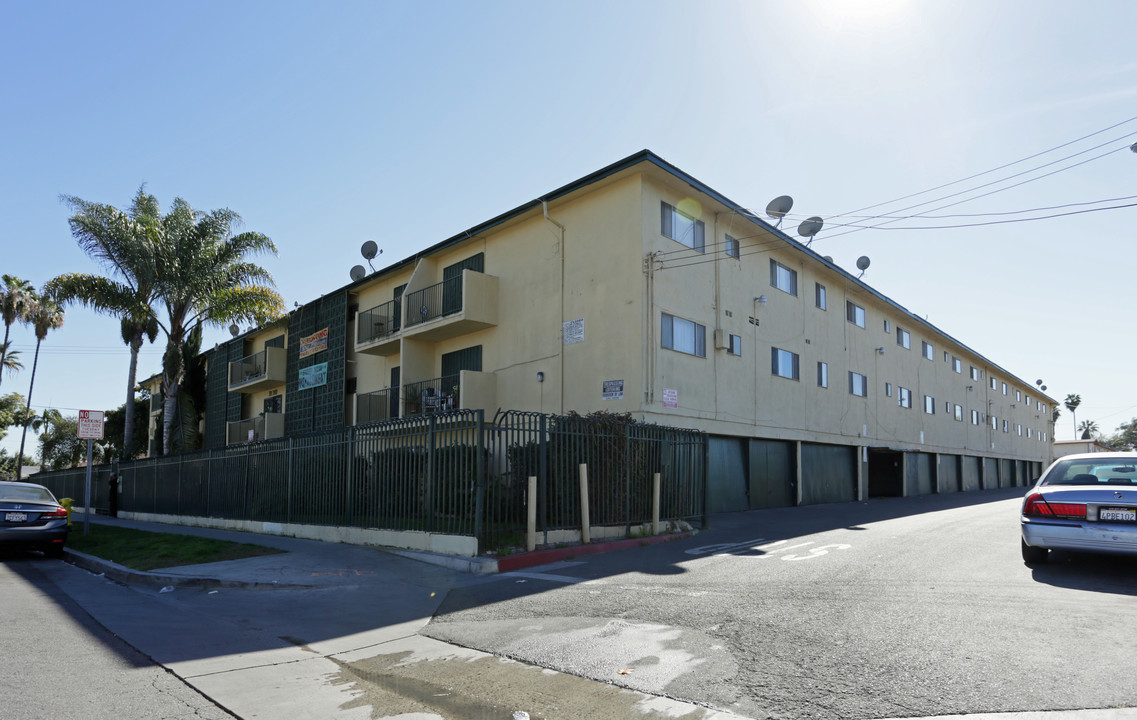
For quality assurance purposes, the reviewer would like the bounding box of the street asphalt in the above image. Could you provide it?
[50,511,1137,720]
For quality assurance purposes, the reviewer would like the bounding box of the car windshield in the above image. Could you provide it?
[1043,459,1137,486]
[0,485,57,503]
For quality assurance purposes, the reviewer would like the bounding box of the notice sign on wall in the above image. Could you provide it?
[77,410,105,440]
[298,362,328,390]
[662,388,678,408]
[299,328,329,358]
[562,318,584,345]
[603,379,624,400]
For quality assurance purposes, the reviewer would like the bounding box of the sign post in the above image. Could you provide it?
[77,410,104,537]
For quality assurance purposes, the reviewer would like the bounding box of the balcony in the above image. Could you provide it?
[228,346,287,392]
[403,375,461,417]
[226,412,284,445]
[401,271,498,343]
[356,299,401,356]
[356,387,400,424]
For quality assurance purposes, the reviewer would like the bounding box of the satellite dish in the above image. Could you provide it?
[1035,379,1043,386]
[1040,385,1047,391]
[797,216,823,245]
[765,196,793,227]
[822,255,833,263]
[856,256,871,278]
[349,265,366,282]
[229,323,239,337]
[361,241,382,271]
[1131,141,1137,153]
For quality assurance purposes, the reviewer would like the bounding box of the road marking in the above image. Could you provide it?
[685,538,851,560]
[500,571,593,584]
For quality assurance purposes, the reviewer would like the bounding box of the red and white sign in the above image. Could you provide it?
[662,388,678,408]
[78,410,105,440]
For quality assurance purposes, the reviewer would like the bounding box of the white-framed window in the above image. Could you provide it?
[1027,427,1032,438]
[1016,390,1022,401]
[971,409,980,424]
[1017,423,1022,436]
[849,371,868,397]
[1002,382,1008,396]
[954,404,963,422]
[728,333,742,356]
[725,235,739,259]
[922,341,933,360]
[899,387,912,408]
[970,366,980,381]
[846,301,865,328]
[1025,394,1032,407]
[771,347,800,380]
[943,351,949,363]
[770,259,798,296]
[924,395,936,414]
[815,283,827,310]
[991,415,998,430]
[897,327,910,349]
[661,313,706,357]
[817,361,828,388]
[883,319,891,333]
[885,382,893,397]
[661,202,705,253]
[990,376,998,390]
[1003,419,1009,433]
[952,357,961,373]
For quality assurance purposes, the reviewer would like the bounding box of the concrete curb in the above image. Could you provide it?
[495,531,696,573]
[63,549,316,591]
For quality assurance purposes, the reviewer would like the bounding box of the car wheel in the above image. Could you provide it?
[1021,539,1048,564]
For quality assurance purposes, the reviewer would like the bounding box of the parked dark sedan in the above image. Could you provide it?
[1021,452,1137,564]
[0,481,70,558]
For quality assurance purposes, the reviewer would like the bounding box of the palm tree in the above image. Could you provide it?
[1078,420,1099,440]
[150,198,283,454]
[0,341,23,379]
[0,275,35,389]
[1064,394,1082,440]
[51,187,162,462]
[16,291,65,479]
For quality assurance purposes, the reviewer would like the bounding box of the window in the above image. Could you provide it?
[991,415,998,430]
[815,283,827,310]
[770,260,798,296]
[990,376,998,390]
[952,357,961,373]
[899,387,912,408]
[817,361,829,388]
[725,235,739,258]
[897,328,910,349]
[1003,419,1009,433]
[1027,427,1032,438]
[661,313,706,357]
[883,319,891,333]
[661,202,705,252]
[1017,423,1022,436]
[885,382,892,397]
[728,333,742,356]
[922,341,933,360]
[945,400,951,414]
[954,404,963,422]
[971,409,980,424]
[1002,382,1008,396]
[849,372,867,397]
[1016,390,1022,401]
[924,395,936,414]
[772,347,800,380]
[970,366,980,381]
[1025,394,1032,407]
[846,301,865,328]
[943,351,949,363]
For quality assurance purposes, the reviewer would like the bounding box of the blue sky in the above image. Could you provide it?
[2,0,1135,458]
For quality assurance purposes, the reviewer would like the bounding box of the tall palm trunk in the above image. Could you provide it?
[16,338,44,479]
[123,333,142,460]
[162,380,179,456]
[0,324,12,390]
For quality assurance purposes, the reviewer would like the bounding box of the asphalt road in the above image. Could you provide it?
[0,551,233,720]
[422,488,1137,719]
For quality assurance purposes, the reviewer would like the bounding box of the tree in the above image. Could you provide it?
[103,394,150,461]
[51,187,162,465]
[1064,394,1082,440]
[149,197,284,454]
[0,275,34,389]
[0,341,22,380]
[1078,420,1099,440]
[38,414,84,470]
[0,391,25,442]
[1108,418,1137,451]
[17,291,65,478]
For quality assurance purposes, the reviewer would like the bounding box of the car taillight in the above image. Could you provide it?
[39,507,68,520]
[1024,494,1086,519]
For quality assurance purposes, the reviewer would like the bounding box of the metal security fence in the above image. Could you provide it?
[35,409,706,554]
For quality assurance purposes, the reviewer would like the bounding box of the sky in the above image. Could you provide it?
[1,0,1135,459]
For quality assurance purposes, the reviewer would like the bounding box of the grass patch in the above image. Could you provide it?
[68,524,285,571]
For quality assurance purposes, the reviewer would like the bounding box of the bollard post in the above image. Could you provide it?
[652,472,661,536]
[579,463,591,544]
[527,475,537,552]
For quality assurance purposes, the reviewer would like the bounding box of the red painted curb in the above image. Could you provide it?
[494,531,693,573]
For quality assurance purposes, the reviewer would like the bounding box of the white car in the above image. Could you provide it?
[1021,452,1137,564]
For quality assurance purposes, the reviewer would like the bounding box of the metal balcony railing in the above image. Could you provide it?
[229,349,268,386]
[404,276,462,329]
[357,299,401,344]
[356,387,400,424]
[403,374,460,416]
[226,413,284,444]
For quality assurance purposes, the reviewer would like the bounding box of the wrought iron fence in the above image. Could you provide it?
[357,387,399,423]
[404,374,460,416]
[357,299,400,344]
[403,276,462,329]
[35,409,706,554]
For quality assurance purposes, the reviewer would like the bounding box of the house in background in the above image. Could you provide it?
[139,150,1057,511]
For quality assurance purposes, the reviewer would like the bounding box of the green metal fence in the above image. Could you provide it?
[35,409,706,554]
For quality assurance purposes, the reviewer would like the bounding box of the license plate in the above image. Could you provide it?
[4,512,27,522]
[1100,507,1137,522]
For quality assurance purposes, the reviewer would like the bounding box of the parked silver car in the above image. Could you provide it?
[0,481,70,558]
[1021,452,1137,564]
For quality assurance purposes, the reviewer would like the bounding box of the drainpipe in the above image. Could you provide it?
[543,200,566,413]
